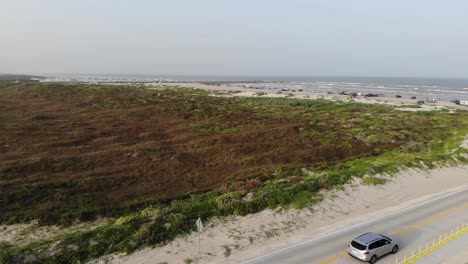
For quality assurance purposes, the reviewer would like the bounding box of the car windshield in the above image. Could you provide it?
[351,240,367,250]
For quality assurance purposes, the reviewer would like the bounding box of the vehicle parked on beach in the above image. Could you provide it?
[365,93,381,97]
[348,232,399,263]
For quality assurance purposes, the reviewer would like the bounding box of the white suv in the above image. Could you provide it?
[348,232,399,263]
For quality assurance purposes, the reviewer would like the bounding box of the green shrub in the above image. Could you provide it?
[362,176,388,185]
[292,191,322,209]
[133,224,153,245]
[401,141,428,152]
[364,135,380,145]
[215,192,243,214]
[0,243,12,264]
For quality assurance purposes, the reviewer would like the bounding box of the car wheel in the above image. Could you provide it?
[392,245,398,254]
[369,255,377,264]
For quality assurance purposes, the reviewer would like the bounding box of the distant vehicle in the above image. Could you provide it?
[410,96,417,99]
[395,95,402,98]
[348,232,398,263]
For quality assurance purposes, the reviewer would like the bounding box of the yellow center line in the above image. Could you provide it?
[319,203,468,264]
[391,203,468,236]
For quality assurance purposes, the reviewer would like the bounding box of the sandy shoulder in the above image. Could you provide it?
[101,165,468,264]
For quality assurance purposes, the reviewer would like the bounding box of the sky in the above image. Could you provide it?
[1,0,468,78]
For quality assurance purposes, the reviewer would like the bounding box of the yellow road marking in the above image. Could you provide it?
[391,203,468,236]
[405,225,468,263]
[319,203,468,264]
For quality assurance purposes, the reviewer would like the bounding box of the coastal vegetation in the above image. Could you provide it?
[1,82,467,263]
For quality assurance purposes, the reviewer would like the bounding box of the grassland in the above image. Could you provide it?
[0,82,467,263]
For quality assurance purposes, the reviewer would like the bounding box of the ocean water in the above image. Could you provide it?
[230,77,468,102]
[43,74,468,102]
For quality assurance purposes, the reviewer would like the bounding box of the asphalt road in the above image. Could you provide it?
[242,187,468,264]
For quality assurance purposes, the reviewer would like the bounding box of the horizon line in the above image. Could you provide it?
[3,72,468,81]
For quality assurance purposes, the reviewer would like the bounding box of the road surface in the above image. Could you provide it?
[242,187,468,264]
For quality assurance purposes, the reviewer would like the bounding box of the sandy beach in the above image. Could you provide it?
[160,82,467,111]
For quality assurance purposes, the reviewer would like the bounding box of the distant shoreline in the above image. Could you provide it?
[34,75,468,104]
[162,82,468,111]
[0,74,44,81]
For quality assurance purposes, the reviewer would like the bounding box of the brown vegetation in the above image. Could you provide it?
[0,82,466,225]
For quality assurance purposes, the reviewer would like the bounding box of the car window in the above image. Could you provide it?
[368,241,379,250]
[373,239,388,248]
[383,239,390,245]
[351,240,367,250]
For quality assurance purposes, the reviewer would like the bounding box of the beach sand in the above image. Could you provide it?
[105,165,468,264]
[159,82,467,111]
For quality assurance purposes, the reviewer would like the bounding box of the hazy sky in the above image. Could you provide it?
[1,0,468,78]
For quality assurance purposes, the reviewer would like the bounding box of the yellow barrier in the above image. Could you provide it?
[387,223,468,264]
